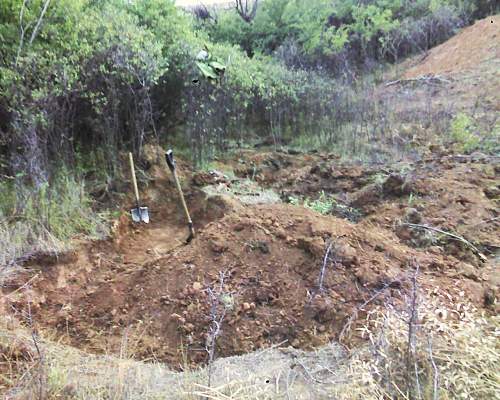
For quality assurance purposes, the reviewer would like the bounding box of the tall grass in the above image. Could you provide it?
[0,173,108,271]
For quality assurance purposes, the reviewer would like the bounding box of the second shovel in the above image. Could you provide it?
[128,152,150,224]
[166,149,195,243]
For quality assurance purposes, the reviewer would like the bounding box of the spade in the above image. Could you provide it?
[128,152,149,224]
[166,149,195,243]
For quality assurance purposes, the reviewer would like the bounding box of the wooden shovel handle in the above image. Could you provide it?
[166,150,195,240]
[128,152,140,205]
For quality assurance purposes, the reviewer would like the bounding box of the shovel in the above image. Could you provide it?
[128,152,150,224]
[166,149,195,243]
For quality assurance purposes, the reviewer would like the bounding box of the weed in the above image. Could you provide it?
[0,172,109,269]
[289,192,362,221]
[449,112,480,153]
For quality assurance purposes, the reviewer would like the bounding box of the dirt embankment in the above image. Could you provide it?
[2,148,498,369]
[404,15,500,78]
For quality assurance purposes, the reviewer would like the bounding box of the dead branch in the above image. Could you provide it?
[235,0,259,23]
[318,241,333,292]
[15,0,31,67]
[29,0,52,46]
[339,280,394,342]
[385,74,451,87]
[402,223,486,261]
[406,260,421,400]
[427,336,439,400]
[205,271,230,389]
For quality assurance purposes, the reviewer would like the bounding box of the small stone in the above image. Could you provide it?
[192,282,203,291]
[457,262,480,281]
[170,313,186,324]
[242,302,251,311]
[210,239,228,253]
[405,208,422,224]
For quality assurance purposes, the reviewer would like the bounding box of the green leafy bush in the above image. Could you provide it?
[449,113,480,153]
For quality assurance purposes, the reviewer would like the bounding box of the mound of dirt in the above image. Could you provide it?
[404,15,500,78]
[1,149,498,372]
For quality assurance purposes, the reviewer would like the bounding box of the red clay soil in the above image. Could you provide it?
[404,15,500,78]
[1,151,498,370]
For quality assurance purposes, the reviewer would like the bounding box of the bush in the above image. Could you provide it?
[449,113,480,153]
[200,0,498,74]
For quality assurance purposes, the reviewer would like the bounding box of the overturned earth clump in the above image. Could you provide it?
[2,150,497,370]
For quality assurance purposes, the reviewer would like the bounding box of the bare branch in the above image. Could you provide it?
[318,241,333,292]
[402,223,486,261]
[28,0,52,46]
[235,0,259,23]
[15,0,30,67]
[427,335,439,400]
[205,271,230,389]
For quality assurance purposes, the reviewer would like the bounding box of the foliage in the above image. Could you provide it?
[448,112,499,154]
[201,0,498,72]
[449,113,480,153]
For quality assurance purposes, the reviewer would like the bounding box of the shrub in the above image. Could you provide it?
[449,113,480,153]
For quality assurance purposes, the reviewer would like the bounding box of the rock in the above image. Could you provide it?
[355,265,379,287]
[192,282,203,291]
[335,239,358,267]
[404,208,423,224]
[297,237,325,258]
[428,143,445,155]
[275,227,287,239]
[395,223,413,241]
[310,162,334,178]
[382,173,412,196]
[350,183,383,208]
[170,313,186,324]
[242,302,251,311]
[484,287,496,307]
[210,239,228,254]
[484,185,499,199]
[457,262,480,281]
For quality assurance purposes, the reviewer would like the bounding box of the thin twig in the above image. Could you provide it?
[385,74,450,87]
[339,281,394,342]
[206,271,229,390]
[402,223,485,260]
[427,336,439,400]
[15,0,30,66]
[406,260,420,400]
[318,241,333,292]
[29,0,52,45]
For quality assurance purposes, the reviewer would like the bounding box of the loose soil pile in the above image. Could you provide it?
[2,150,498,370]
[404,15,500,78]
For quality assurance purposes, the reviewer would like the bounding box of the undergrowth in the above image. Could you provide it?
[448,112,500,154]
[289,191,362,221]
[2,291,497,399]
[0,173,108,270]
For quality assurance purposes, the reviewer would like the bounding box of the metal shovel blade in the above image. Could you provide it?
[131,207,150,224]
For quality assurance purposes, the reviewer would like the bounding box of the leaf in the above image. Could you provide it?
[208,61,226,73]
[196,61,218,80]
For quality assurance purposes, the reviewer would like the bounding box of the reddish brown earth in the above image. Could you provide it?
[404,15,500,78]
[2,18,499,374]
[2,149,498,370]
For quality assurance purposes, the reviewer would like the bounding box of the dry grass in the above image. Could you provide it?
[1,289,498,400]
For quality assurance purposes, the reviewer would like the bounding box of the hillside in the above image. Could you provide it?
[0,2,499,399]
